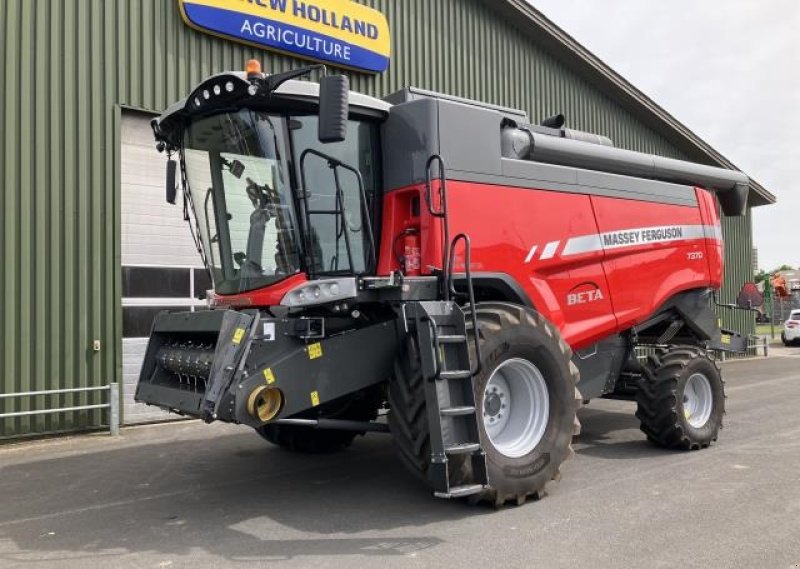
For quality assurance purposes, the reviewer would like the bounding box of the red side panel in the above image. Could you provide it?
[447,182,617,348]
[379,181,617,349]
[589,196,711,329]
[380,180,725,349]
[696,188,724,288]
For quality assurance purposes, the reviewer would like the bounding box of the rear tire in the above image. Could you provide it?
[256,391,379,453]
[636,347,725,450]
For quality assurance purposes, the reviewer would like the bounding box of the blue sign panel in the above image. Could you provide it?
[179,0,391,73]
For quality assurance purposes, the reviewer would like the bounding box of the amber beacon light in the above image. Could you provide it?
[245,59,263,79]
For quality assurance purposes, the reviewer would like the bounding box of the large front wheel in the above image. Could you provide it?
[469,303,581,506]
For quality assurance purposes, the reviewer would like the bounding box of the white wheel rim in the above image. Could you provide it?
[482,358,550,458]
[683,373,713,428]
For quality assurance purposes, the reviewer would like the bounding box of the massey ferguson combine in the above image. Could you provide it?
[137,61,750,505]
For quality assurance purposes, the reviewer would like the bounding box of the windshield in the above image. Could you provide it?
[183,110,300,295]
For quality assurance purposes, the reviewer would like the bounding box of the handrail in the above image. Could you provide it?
[298,148,377,277]
[426,154,451,299]
[447,233,482,376]
[0,383,120,436]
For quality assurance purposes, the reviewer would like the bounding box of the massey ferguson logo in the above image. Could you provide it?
[567,283,605,306]
[601,226,684,248]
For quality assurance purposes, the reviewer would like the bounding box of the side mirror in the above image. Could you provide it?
[318,75,349,143]
[229,159,245,179]
[166,159,177,204]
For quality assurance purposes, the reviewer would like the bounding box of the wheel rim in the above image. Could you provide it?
[683,372,713,428]
[482,358,550,458]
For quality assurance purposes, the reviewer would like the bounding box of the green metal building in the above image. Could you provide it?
[0,0,774,437]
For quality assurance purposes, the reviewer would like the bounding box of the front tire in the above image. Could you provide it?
[469,303,581,506]
[388,302,581,506]
[636,347,725,450]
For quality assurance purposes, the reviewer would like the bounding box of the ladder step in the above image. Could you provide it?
[439,370,472,380]
[445,442,481,454]
[434,484,485,499]
[437,334,467,344]
[440,405,475,416]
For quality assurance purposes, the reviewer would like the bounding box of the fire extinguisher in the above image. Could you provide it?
[399,227,421,276]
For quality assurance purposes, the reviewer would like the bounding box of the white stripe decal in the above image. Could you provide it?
[540,240,560,260]
[524,245,538,264]
[561,234,603,257]
[561,224,722,257]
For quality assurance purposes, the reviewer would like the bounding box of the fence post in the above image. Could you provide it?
[109,382,120,436]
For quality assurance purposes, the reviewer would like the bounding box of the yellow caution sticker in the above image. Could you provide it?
[308,342,323,360]
[721,335,731,345]
[263,368,276,385]
[232,328,246,345]
[310,390,320,407]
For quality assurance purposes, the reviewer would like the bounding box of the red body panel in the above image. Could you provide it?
[589,195,709,330]
[696,188,724,288]
[209,273,308,309]
[379,181,724,350]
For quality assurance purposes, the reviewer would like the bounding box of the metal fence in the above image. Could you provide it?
[770,295,800,324]
[0,384,120,436]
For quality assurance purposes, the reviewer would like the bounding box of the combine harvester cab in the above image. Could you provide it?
[137,61,751,505]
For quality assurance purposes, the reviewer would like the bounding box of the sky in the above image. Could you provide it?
[529,0,799,271]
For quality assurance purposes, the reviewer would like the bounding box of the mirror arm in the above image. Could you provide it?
[261,64,326,94]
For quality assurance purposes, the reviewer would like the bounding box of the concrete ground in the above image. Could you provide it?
[2,350,800,569]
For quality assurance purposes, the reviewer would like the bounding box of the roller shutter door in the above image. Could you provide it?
[120,111,208,424]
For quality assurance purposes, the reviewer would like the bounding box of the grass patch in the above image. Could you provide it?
[755,323,778,337]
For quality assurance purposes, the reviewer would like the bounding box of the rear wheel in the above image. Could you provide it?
[636,346,725,450]
[256,390,379,453]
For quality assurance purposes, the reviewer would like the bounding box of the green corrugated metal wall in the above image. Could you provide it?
[0,0,754,437]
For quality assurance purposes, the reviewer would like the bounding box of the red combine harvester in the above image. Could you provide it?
[137,62,750,505]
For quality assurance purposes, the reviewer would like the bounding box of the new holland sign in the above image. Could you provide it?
[179,0,391,73]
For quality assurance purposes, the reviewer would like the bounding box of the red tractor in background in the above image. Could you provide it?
[772,274,790,298]
[137,62,749,505]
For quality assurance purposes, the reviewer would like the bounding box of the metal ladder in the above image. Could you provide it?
[404,156,487,499]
